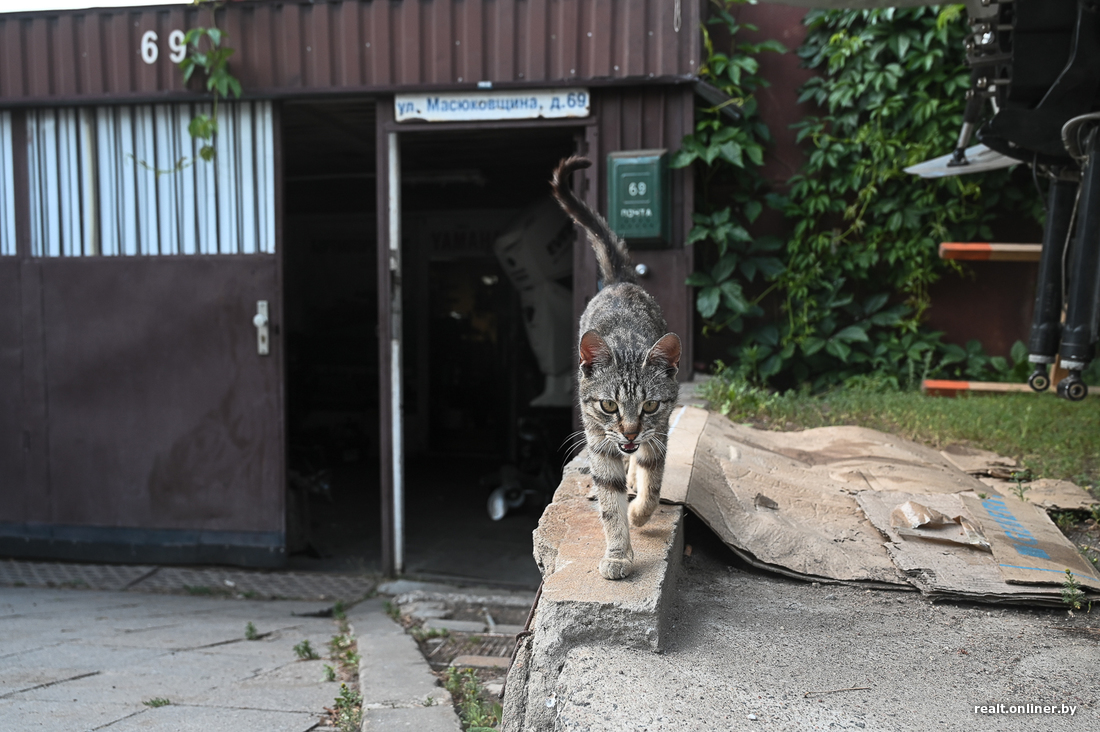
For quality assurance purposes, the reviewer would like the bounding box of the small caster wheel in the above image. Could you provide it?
[1057,374,1088,402]
[1027,369,1050,392]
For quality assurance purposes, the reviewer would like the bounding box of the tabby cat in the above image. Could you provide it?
[551,156,681,580]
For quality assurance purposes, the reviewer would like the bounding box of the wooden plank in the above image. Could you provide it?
[938,242,1042,261]
[922,379,1097,397]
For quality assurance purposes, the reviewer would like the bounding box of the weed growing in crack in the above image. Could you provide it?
[245,622,259,641]
[142,697,170,708]
[1062,570,1089,612]
[331,683,362,732]
[384,600,400,621]
[294,639,320,660]
[323,664,336,682]
[443,667,501,730]
[411,626,449,642]
[1010,473,1031,502]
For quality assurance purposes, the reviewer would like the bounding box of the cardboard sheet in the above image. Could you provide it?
[682,417,905,586]
[674,419,1100,605]
[960,492,1100,591]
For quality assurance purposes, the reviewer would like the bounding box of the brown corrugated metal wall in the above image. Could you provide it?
[574,84,696,379]
[0,0,700,105]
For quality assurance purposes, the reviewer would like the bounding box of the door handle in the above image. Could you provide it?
[253,301,270,356]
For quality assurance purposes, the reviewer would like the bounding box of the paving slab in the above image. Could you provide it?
[0,587,344,731]
[363,703,463,731]
[349,598,453,709]
[102,704,320,732]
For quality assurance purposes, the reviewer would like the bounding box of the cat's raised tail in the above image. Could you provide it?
[551,156,636,285]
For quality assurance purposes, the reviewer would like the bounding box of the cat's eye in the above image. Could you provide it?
[642,400,659,414]
[599,399,618,413]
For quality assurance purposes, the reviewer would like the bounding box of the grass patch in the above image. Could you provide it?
[701,376,1100,488]
[142,697,170,708]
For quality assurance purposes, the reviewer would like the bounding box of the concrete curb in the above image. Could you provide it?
[349,598,461,731]
[502,456,685,732]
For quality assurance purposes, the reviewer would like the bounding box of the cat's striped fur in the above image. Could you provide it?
[551,156,681,580]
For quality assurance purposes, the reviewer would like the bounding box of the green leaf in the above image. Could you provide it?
[863,293,889,314]
[685,272,714,287]
[743,200,763,223]
[697,287,721,318]
[825,339,852,362]
[712,253,739,283]
[834,325,870,343]
[1010,340,1028,366]
[720,281,749,314]
[754,257,785,279]
[802,337,826,356]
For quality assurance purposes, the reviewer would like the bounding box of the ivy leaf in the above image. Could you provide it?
[740,259,757,282]
[718,141,744,167]
[825,339,852,362]
[862,292,890,315]
[697,287,721,318]
[743,200,763,223]
[712,253,739,283]
[686,272,715,287]
[802,337,826,356]
[719,281,749,314]
[834,325,870,343]
[754,257,785,278]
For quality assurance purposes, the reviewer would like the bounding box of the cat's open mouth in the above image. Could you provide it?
[619,442,639,454]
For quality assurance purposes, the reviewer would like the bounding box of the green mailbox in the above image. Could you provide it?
[607,149,670,248]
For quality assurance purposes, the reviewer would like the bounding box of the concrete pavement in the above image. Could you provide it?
[0,583,466,732]
[0,586,350,730]
[532,520,1100,732]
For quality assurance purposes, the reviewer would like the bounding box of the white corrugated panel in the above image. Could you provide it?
[27,101,275,257]
[0,111,15,256]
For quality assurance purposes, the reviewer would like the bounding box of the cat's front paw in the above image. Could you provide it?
[599,556,633,580]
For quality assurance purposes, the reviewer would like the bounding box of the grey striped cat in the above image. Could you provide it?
[551,156,681,580]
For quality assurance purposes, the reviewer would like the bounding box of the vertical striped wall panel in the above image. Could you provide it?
[0,111,14,256]
[26,101,275,257]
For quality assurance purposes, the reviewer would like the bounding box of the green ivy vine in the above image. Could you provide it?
[682,4,1044,390]
[673,0,787,337]
[178,24,242,162]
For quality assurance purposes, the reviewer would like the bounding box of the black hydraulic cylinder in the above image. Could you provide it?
[1027,177,1077,361]
[1058,129,1100,369]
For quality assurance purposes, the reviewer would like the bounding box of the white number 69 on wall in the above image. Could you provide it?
[141,29,189,65]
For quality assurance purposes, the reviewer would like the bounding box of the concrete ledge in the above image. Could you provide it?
[503,455,684,732]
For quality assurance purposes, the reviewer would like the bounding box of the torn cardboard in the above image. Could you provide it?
[960,492,1100,591]
[666,415,1099,605]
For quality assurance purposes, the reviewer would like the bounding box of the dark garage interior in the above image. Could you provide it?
[281,100,578,587]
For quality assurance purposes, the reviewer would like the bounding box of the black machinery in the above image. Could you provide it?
[871,0,1100,400]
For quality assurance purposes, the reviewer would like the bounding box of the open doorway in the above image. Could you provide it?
[283,103,579,587]
[398,127,580,587]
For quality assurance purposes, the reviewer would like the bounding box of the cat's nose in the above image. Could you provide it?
[623,428,639,441]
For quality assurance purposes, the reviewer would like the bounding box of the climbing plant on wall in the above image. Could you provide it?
[178,24,242,161]
[684,4,1042,390]
[673,0,787,339]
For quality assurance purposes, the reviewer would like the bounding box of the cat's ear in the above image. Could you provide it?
[646,333,681,376]
[579,330,610,376]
